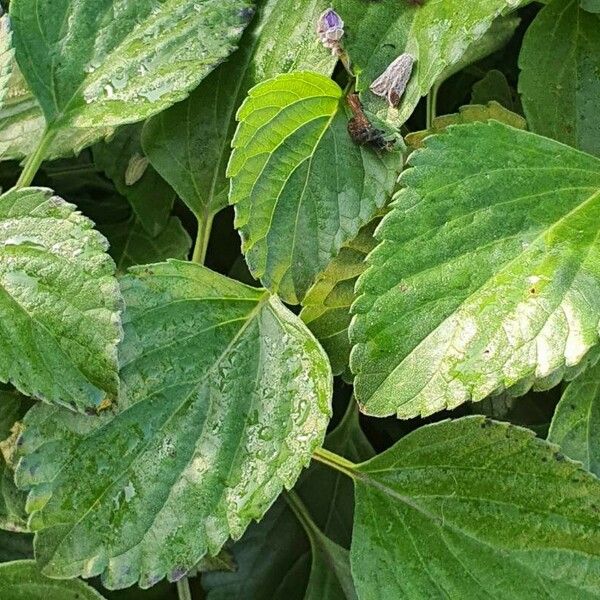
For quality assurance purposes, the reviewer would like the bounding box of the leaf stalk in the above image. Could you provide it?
[15,128,56,189]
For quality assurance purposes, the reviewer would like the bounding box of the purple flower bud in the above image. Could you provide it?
[316,9,344,53]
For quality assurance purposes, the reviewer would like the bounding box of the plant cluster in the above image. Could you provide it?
[0,0,598,598]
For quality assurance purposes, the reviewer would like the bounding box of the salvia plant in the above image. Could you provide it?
[0,0,598,598]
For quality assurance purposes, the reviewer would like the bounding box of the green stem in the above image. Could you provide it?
[176,577,193,600]
[284,490,319,538]
[15,128,56,189]
[426,84,439,130]
[312,447,357,479]
[192,212,214,264]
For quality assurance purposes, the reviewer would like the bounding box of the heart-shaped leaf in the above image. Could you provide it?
[9,0,254,151]
[15,261,332,588]
[351,417,600,599]
[229,71,401,304]
[519,0,600,156]
[351,122,600,418]
[0,187,122,412]
[549,359,600,476]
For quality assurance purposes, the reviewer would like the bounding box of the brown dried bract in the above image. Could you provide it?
[347,94,394,152]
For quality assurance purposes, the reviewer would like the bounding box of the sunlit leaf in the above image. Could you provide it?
[15,261,332,588]
[352,417,600,599]
[352,122,600,418]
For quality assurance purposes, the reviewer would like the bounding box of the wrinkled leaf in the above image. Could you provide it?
[333,0,523,125]
[9,0,254,150]
[93,124,176,236]
[229,71,400,304]
[352,416,600,599]
[549,359,600,476]
[351,122,600,418]
[143,0,335,221]
[104,217,191,272]
[405,100,526,149]
[15,261,332,589]
[301,219,380,381]
[0,187,122,412]
[0,560,106,599]
[519,0,600,156]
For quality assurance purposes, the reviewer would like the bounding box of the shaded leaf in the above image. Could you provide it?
[15,261,332,589]
[9,0,254,150]
[301,219,380,381]
[519,0,600,156]
[471,69,517,110]
[0,560,105,599]
[0,530,33,562]
[549,359,600,476]
[104,217,191,273]
[352,416,600,599]
[351,122,600,418]
[333,0,524,125]
[143,0,335,220]
[0,187,122,412]
[229,71,400,304]
[93,124,176,236]
[405,100,526,149]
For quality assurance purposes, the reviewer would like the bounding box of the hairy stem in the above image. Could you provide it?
[176,577,193,600]
[426,83,439,130]
[15,128,56,189]
[192,211,214,264]
[312,447,358,479]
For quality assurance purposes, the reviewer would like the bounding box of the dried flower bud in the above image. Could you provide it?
[125,153,150,186]
[369,53,415,107]
[316,9,344,54]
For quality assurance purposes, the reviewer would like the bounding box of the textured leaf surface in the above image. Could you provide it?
[229,71,400,304]
[93,124,176,236]
[143,0,334,221]
[405,101,526,149]
[0,187,121,411]
[581,0,600,12]
[0,388,29,531]
[104,217,191,273]
[519,0,600,156]
[351,122,600,418]
[0,560,105,599]
[351,416,600,599]
[301,220,379,381]
[203,402,371,599]
[9,0,254,145]
[549,360,600,476]
[15,261,332,589]
[333,0,522,125]
[0,15,14,109]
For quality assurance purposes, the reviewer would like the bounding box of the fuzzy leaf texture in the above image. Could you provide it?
[519,0,600,157]
[142,0,335,220]
[549,359,600,476]
[332,0,524,125]
[229,71,400,304]
[351,122,600,418]
[9,0,254,148]
[0,560,106,599]
[351,416,600,599]
[15,261,332,589]
[0,187,121,412]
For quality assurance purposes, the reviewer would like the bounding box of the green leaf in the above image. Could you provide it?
[333,0,523,125]
[93,124,176,236]
[549,360,600,476]
[519,0,600,156]
[0,388,29,531]
[0,15,14,108]
[581,0,600,12]
[9,0,254,149]
[142,0,335,221]
[203,401,372,599]
[15,261,332,589]
[405,101,527,149]
[351,122,600,418]
[229,71,401,304]
[351,416,600,599]
[471,69,517,111]
[0,560,106,599]
[104,217,191,273]
[0,187,122,412]
[301,219,380,381]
